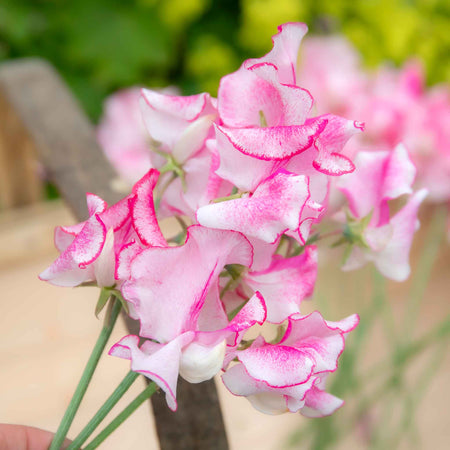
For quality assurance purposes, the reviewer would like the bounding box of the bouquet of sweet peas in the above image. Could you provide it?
[42,23,425,449]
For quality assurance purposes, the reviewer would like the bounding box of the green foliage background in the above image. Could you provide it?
[1,0,448,121]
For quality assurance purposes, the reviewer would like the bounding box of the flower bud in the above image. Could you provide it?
[179,340,226,384]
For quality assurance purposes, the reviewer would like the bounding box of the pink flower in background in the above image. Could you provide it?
[97,88,152,185]
[297,35,367,115]
[414,86,450,202]
[97,86,181,186]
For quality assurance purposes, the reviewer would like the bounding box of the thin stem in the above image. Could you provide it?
[359,313,450,386]
[212,192,243,203]
[403,207,446,340]
[84,382,157,450]
[66,371,139,450]
[49,298,122,450]
[155,173,177,211]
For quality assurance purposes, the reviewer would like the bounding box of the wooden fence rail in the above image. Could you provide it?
[0,58,229,450]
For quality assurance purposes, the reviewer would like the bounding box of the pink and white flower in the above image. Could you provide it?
[197,170,311,243]
[222,311,359,415]
[244,246,318,323]
[337,145,427,281]
[110,292,267,411]
[97,88,153,185]
[40,169,165,287]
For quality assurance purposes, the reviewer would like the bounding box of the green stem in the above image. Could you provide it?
[359,313,450,386]
[49,298,122,450]
[403,207,446,340]
[212,192,243,203]
[66,371,139,450]
[84,382,157,450]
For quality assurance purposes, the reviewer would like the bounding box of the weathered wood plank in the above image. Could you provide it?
[0,58,229,450]
[0,81,43,209]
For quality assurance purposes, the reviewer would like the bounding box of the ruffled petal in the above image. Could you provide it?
[39,214,106,287]
[245,246,318,323]
[218,62,312,128]
[312,115,362,176]
[280,311,359,373]
[372,189,427,281]
[301,386,344,418]
[197,170,310,243]
[130,169,166,247]
[237,342,314,388]
[245,22,309,85]
[216,118,326,161]
[122,226,253,342]
[337,144,416,225]
[109,333,194,411]
[140,90,216,149]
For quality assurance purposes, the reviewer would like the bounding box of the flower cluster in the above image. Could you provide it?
[43,23,426,417]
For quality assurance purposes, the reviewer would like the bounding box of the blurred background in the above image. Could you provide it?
[0,1,449,449]
[1,0,449,121]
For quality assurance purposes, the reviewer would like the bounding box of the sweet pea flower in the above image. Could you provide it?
[336,145,427,281]
[110,292,267,411]
[139,89,228,218]
[297,35,367,116]
[243,246,318,323]
[222,311,359,415]
[216,59,360,181]
[97,88,153,186]
[40,169,165,287]
[204,23,363,247]
[197,169,312,244]
[120,225,254,342]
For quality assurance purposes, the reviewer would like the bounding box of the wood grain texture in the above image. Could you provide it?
[0,77,43,209]
[0,58,229,450]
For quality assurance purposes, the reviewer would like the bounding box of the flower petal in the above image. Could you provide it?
[140,90,216,149]
[130,169,166,247]
[237,343,314,388]
[372,189,427,281]
[39,214,106,287]
[245,22,309,85]
[301,386,344,418]
[109,333,194,411]
[280,311,359,373]
[216,119,326,161]
[197,170,310,243]
[337,144,416,225]
[122,226,253,342]
[245,247,318,323]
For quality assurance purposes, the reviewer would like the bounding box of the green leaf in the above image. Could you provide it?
[95,288,112,318]
[111,289,130,316]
